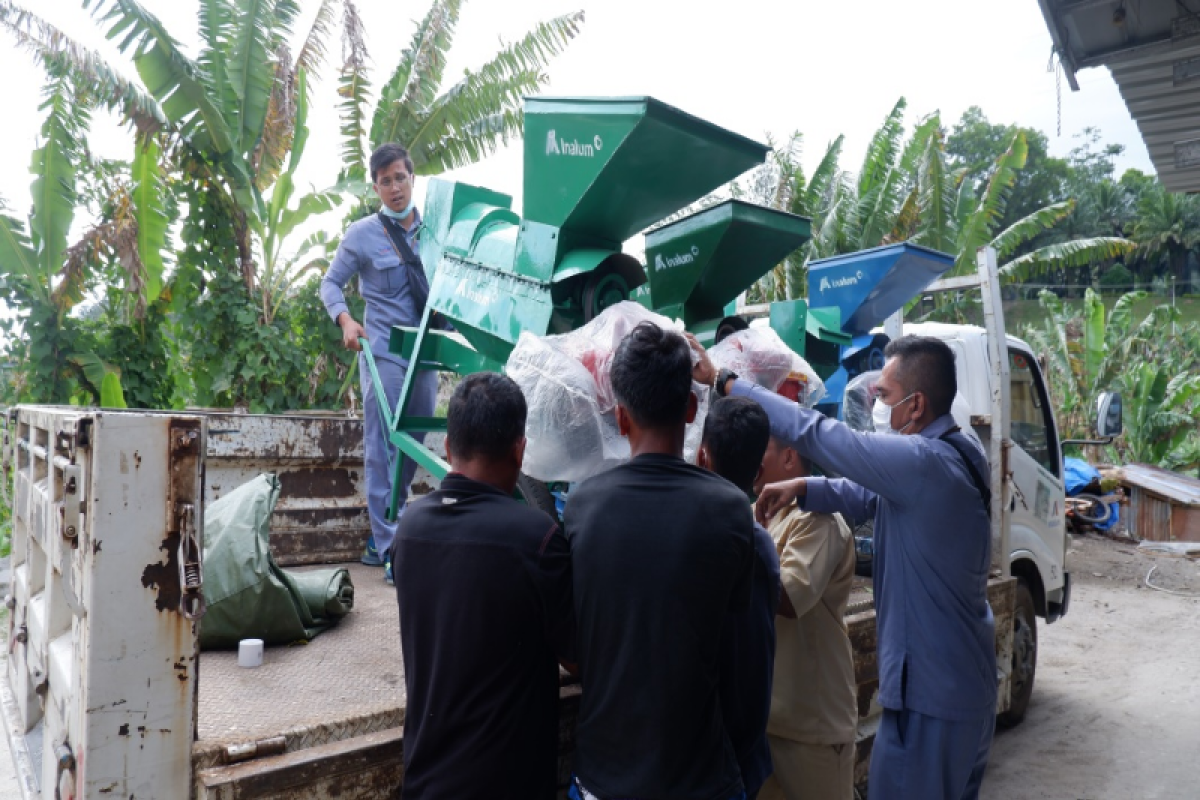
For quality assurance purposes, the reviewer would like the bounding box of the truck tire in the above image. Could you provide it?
[516,473,559,521]
[998,579,1038,728]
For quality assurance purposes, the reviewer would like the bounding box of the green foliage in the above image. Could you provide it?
[100,372,127,408]
[351,0,584,177]
[946,106,1070,237]
[1098,263,1135,291]
[1023,289,1200,470]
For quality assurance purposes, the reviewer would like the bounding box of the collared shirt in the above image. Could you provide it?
[717,520,780,795]
[731,381,997,722]
[760,501,858,744]
[319,210,422,366]
[393,473,574,800]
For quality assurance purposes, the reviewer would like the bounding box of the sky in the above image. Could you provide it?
[0,0,1153,249]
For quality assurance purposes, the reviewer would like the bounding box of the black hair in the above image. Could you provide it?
[769,435,812,476]
[714,315,750,345]
[703,397,770,494]
[446,373,527,462]
[883,335,957,418]
[370,143,415,182]
[610,322,694,428]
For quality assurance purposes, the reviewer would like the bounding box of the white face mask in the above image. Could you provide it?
[872,393,915,435]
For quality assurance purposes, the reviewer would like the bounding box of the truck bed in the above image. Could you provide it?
[196,564,403,750]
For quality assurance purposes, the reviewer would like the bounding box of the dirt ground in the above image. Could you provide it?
[980,531,1200,800]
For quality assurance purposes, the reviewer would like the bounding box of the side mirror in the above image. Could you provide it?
[1096,392,1123,438]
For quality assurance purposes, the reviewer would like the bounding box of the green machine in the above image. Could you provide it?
[369,96,812,512]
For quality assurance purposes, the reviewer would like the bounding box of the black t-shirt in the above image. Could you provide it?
[718,522,780,796]
[564,454,755,800]
[392,474,574,800]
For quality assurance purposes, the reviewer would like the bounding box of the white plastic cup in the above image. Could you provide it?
[238,638,264,668]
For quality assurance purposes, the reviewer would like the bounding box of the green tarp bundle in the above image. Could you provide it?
[199,473,354,649]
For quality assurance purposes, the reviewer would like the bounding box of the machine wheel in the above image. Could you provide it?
[516,473,559,521]
[581,269,630,322]
[998,579,1038,728]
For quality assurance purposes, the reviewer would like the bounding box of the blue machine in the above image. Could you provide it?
[806,243,955,419]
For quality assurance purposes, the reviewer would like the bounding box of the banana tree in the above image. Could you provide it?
[5,0,347,294]
[338,0,584,184]
[255,69,349,324]
[0,76,130,405]
[923,131,1134,284]
[1116,361,1200,470]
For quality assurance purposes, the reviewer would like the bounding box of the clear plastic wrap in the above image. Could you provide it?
[844,370,881,432]
[709,327,826,408]
[505,301,705,483]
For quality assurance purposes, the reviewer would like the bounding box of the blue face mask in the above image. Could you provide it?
[380,198,416,220]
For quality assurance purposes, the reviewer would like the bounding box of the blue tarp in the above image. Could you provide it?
[1064,457,1118,530]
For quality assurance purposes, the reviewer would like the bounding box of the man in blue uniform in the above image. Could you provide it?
[694,334,997,800]
[320,143,438,584]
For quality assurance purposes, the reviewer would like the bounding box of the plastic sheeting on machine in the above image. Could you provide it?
[710,327,826,407]
[200,473,354,649]
[506,301,709,483]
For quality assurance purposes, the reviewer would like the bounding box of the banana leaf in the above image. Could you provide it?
[199,473,354,649]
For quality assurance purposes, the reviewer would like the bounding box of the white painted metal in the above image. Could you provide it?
[2,408,204,799]
[882,309,903,342]
[977,247,1013,579]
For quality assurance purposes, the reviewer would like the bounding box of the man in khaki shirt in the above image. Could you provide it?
[755,436,858,800]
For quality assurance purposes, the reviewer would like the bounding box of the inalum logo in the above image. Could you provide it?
[545,129,603,158]
[654,245,701,272]
[454,278,495,307]
[817,270,865,293]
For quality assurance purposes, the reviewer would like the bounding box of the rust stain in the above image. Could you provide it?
[140,529,182,613]
[278,467,358,500]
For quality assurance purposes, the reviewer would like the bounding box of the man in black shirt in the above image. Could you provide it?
[698,397,780,800]
[392,373,574,800]
[565,322,756,800]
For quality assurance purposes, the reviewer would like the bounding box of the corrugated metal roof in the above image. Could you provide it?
[1121,463,1200,505]
[1037,0,1200,192]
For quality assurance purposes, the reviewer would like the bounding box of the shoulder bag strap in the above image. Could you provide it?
[939,427,992,518]
[377,213,430,316]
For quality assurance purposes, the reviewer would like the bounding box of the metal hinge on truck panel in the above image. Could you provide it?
[167,422,205,621]
[177,503,205,620]
[54,741,75,800]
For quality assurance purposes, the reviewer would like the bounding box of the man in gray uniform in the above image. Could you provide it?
[695,335,997,800]
[320,143,438,584]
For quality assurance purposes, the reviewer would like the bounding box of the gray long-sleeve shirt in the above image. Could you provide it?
[731,380,998,722]
[319,211,422,367]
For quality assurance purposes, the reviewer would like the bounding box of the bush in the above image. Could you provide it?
[1098,263,1135,293]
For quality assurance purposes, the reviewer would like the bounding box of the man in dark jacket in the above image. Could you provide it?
[565,322,756,800]
[392,373,574,800]
[699,396,781,799]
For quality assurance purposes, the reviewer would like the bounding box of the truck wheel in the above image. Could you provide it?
[516,473,559,521]
[998,579,1038,728]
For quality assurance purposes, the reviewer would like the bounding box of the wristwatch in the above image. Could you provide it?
[715,368,738,397]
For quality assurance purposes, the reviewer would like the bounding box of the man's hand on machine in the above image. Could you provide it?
[338,313,368,352]
[755,478,807,526]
